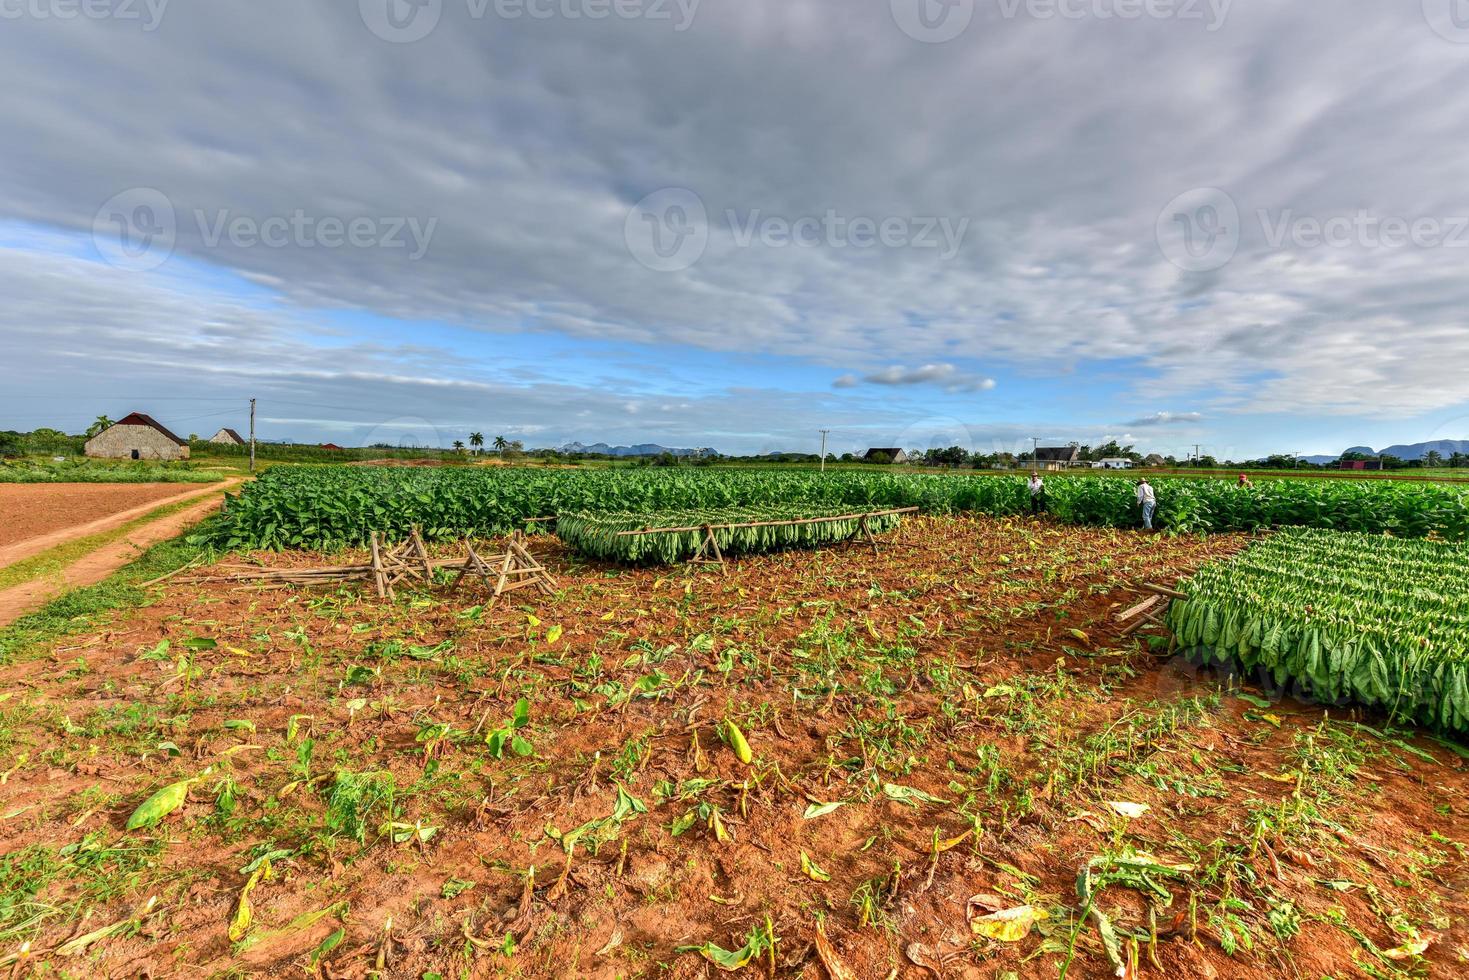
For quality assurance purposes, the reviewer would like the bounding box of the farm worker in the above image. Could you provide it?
[1028,472,1045,515]
[1238,473,1253,487]
[1136,478,1157,530]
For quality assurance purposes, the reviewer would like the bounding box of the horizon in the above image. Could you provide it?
[3,3,1469,460]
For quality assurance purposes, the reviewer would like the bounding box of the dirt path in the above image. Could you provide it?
[0,480,238,568]
[0,485,235,626]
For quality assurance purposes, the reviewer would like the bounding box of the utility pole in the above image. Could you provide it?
[249,398,257,473]
[1193,444,1202,465]
[819,430,829,473]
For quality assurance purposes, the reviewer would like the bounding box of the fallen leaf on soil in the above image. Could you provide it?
[814,919,860,980]
[227,858,274,942]
[803,801,845,819]
[905,941,945,976]
[1103,801,1150,819]
[969,904,1048,942]
[595,930,623,956]
[1383,936,1430,960]
[882,782,948,807]
[725,719,753,764]
[800,851,832,882]
[126,776,196,830]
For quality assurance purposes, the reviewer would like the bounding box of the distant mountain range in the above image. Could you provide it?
[559,442,718,458]
[1341,440,1469,462]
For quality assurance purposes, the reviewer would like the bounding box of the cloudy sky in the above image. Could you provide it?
[2,0,1468,458]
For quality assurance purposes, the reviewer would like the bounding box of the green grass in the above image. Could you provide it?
[0,457,224,484]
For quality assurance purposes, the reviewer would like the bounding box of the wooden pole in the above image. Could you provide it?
[248,398,256,473]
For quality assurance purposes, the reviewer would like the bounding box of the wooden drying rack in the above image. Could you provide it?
[178,526,558,607]
[612,506,921,571]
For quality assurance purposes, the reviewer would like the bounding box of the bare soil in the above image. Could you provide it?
[0,487,234,626]
[0,516,1464,979]
[0,482,231,565]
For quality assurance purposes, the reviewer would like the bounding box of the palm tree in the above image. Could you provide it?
[1425,450,1444,469]
[453,440,465,454]
[493,435,508,456]
[86,415,113,437]
[469,432,484,456]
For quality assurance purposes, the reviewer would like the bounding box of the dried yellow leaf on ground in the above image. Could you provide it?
[970,905,1049,942]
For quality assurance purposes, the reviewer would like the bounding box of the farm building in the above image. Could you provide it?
[863,448,908,464]
[209,428,246,446]
[1034,446,1081,470]
[1094,458,1135,470]
[84,413,189,461]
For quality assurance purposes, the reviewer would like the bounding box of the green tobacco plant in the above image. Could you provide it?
[202,466,1468,551]
[1170,528,1469,734]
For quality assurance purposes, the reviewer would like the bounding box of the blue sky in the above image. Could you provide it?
[2,2,1468,459]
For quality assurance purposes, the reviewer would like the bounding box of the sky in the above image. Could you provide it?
[2,0,1468,459]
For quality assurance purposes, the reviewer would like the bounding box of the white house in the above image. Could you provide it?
[1094,458,1134,470]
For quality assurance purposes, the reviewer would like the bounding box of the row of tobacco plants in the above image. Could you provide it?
[1169,527,1469,734]
[204,466,1469,550]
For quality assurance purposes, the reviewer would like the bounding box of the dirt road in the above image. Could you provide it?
[0,480,233,569]
[0,483,236,626]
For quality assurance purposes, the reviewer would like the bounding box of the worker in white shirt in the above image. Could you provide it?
[1136,478,1156,530]
[1028,472,1045,516]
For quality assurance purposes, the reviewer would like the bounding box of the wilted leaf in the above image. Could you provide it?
[228,858,273,942]
[1104,801,1150,819]
[905,941,944,976]
[126,778,192,830]
[970,904,1048,942]
[803,801,845,819]
[1383,937,1430,961]
[725,719,753,764]
[882,783,948,807]
[814,919,860,980]
[800,851,831,882]
[545,624,563,645]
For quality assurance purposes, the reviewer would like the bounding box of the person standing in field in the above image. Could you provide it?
[1136,478,1157,530]
[1028,471,1045,516]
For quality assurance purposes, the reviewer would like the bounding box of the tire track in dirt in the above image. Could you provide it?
[0,479,240,569]
[0,484,237,626]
